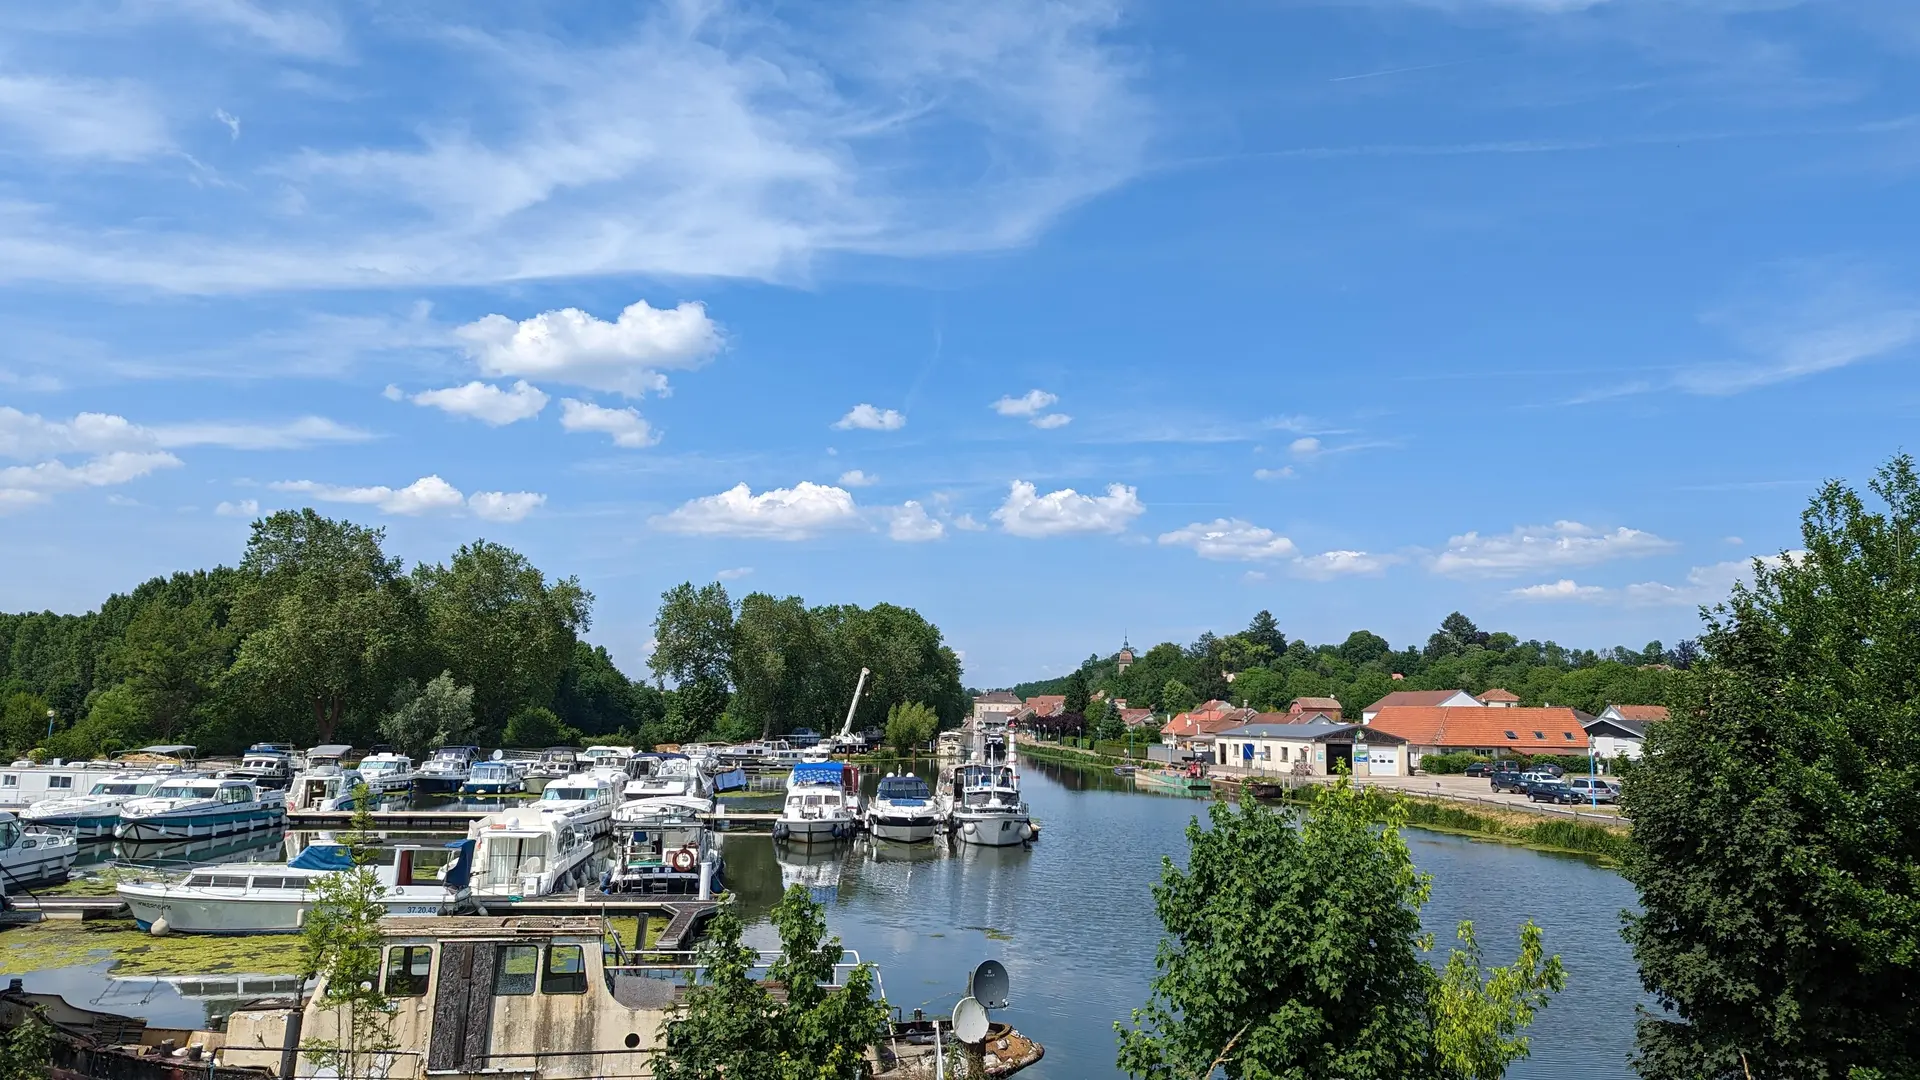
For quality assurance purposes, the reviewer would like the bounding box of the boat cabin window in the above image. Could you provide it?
[209,875,248,888]
[48,776,72,790]
[186,873,216,887]
[250,876,295,890]
[154,784,204,799]
[543,944,587,994]
[218,786,251,803]
[494,945,539,995]
[384,946,433,996]
[0,820,17,848]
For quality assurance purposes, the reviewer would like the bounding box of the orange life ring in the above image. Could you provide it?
[671,847,696,872]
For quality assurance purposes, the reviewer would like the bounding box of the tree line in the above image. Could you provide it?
[0,510,963,760]
[1016,609,1689,739]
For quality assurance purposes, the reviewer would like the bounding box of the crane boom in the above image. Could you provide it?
[836,667,871,745]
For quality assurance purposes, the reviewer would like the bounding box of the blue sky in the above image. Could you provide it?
[2,1,1916,687]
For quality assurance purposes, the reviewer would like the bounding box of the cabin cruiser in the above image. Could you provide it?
[603,796,720,897]
[468,807,597,899]
[578,744,636,770]
[355,750,416,796]
[534,771,622,838]
[114,777,286,842]
[117,839,476,934]
[867,774,942,843]
[624,752,713,802]
[772,761,859,844]
[0,758,127,809]
[19,771,166,838]
[461,759,529,796]
[415,745,481,794]
[218,743,296,789]
[0,810,79,885]
[943,762,1032,848]
[524,746,581,792]
[286,765,366,812]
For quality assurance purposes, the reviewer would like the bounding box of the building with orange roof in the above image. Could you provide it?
[1287,696,1344,720]
[1366,705,1593,767]
[1477,688,1520,707]
[1161,700,1257,752]
[1361,688,1482,722]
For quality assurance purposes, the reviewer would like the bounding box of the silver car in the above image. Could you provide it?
[1566,777,1617,804]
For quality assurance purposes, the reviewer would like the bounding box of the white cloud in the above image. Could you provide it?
[0,451,181,492]
[411,381,549,425]
[215,498,260,518]
[1509,579,1609,601]
[992,390,1057,418]
[155,0,347,59]
[952,513,986,532]
[273,475,469,516]
[992,480,1143,538]
[833,404,906,432]
[150,417,373,450]
[886,501,945,542]
[715,566,755,581]
[455,300,723,397]
[653,482,862,540]
[1291,550,1398,580]
[382,384,405,401]
[0,72,171,161]
[0,489,48,513]
[838,469,878,487]
[1289,436,1321,458]
[213,108,241,140]
[467,490,546,522]
[0,407,372,456]
[558,399,657,448]
[1431,521,1676,577]
[1030,413,1073,429]
[1253,466,1294,481]
[1158,518,1297,562]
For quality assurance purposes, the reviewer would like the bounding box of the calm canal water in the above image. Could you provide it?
[21,754,1644,1077]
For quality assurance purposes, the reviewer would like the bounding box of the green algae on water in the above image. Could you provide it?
[0,920,308,977]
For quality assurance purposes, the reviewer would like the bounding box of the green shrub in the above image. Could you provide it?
[1418,752,1489,775]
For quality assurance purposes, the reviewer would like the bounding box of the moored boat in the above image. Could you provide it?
[468,806,597,899]
[414,745,480,794]
[524,746,581,793]
[944,762,1032,848]
[218,743,296,789]
[355,750,417,796]
[773,761,860,844]
[0,810,79,885]
[0,758,127,809]
[460,759,529,796]
[604,795,721,897]
[114,777,285,842]
[867,774,941,843]
[624,752,713,801]
[20,771,166,838]
[286,765,367,812]
[117,838,476,934]
[1133,759,1213,796]
[535,771,622,838]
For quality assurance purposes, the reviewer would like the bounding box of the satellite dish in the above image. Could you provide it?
[951,997,989,1044]
[970,960,1010,1009]
[491,749,504,760]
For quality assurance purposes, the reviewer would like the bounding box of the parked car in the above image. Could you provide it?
[1526,779,1582,804]
[1490,763,1526,794]
[1463,761,1492,778]
[1567,778,1616,804]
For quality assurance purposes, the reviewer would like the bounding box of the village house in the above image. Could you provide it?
[1024,695,1067,718]
[1119,707,1156,728]
[1287,696,1344,721]
[971,691,1024,726]
[1364,705,1593,769]
[1213,715,1411,777]
[1160,699,1257,754]
[1586,704,1668,760]
[1359,687,1521,722]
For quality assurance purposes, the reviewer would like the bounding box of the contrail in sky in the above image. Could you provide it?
[1330,58,1478,82]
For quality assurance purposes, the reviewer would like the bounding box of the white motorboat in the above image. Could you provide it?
[535,772,623,838]
[604,796,721,897]
[468,806,598,899]
[460,759,529,796]
[117,839,476,934]
[286,766,366,813]
[414,746,480,794]
[114,778,286,843]
[354,751,415,796]
[0,811,79,886]
[624,753,713,802]
[772,761,859,845]
[578,745,636,771]
[943,762,1032,848]
[0,758,126,809]
[20,771,166,838]
[866,774,942,843]
[218,743,296,790]
[525,747,581,792]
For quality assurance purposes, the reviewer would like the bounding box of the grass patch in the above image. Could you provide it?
[0,919,308,977]
[1390,795,1628,862]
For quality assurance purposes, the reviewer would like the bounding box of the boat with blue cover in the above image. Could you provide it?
[867,774,941,842]
[113,777,285,842]
[773,761,859,844]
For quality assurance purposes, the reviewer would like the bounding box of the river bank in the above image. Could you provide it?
[1017,739,1629,864]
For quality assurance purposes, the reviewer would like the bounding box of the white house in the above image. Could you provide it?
[1212,717,1410,778]
[1587,704,1668,760]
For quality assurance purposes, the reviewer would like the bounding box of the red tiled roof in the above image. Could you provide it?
[1162,704,1257,738]
[1289,696,1343,713]
[1611,704,1670,722]
[1477,688,1520,703]
[1368,706,1588,749]
[1364,689,1470,713]
[1025,695,1066,716]
[1119,708,1154,726]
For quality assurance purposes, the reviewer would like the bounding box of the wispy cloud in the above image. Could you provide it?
[1431,520,1676,577]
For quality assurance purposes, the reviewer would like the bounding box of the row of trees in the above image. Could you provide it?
[644,581,965,747]
[1015,611,1689,731]
[0,510,654,758]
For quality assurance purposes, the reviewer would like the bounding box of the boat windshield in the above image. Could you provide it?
[472,763,514,779]
[153,783,213,799]
[877,777,931,802]
[542,784,592,802]
[361,759,399,775]
[90,782,144,796]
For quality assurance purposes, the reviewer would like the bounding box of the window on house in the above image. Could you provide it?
[1260,747,1271,761]
[384,946,432,997]
[1503,731,1517,740]
[494,945,539,995]
[1564,732,1577,741]
[543,945,586,994]
[1532,731,1545,740]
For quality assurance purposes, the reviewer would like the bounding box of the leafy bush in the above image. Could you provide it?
[1419,752,1490,775]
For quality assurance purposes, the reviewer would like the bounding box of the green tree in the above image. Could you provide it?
[730,593,819,739]
[415,540,590,742]
[1063,669,1090,716]
[503,705,579,748]
[1622,454,1920,1080]
[1117,776,1563,1080]
[1160,678,1197,714]
[0,1005,53,1080]
[653,885,888,1080]
[0,691,51,757]
[884,701,938,754]
[300,794,396,1080]
[650,582,735,739]
[229,510,419,743]
[378,672,476,758]
[553,642,640,737]
[1245,609,1286,656]
[1088,697,1125,742]
[1338,629,1392,667]
[106,597,233,743]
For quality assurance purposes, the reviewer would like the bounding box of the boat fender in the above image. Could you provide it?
[149,916,170,937]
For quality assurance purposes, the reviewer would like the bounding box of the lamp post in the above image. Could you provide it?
[1587,732,1597,806]
[45,708,55,740]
